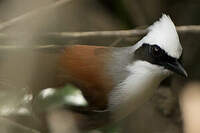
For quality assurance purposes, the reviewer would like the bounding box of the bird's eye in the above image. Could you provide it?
[151,45,161,57]
[153,47,159,52]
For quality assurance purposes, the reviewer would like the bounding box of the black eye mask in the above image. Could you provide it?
[135,43,181,66]
[134,43,187,77]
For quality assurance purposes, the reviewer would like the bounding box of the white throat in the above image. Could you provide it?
[108,61,170,120]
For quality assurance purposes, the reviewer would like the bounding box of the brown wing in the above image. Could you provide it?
[58,45,113,109]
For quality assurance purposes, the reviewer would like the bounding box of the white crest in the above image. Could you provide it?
[135,14,182,58]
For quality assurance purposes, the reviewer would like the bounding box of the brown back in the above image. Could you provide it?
[58,45,113,109]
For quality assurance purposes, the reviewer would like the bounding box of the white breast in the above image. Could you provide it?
[108,61,170,121]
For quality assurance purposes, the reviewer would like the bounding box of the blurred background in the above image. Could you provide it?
[0,0,200,133]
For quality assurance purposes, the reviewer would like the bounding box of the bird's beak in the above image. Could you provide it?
[165,59,188,78]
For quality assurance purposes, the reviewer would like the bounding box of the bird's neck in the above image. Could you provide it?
[108,61,169,121]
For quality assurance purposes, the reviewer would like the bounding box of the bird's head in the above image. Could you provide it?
[133,14,187,78]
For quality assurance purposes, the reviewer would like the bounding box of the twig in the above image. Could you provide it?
[0,25,199,40]
[0,25,199,48]
[109,38,123,47]
[47,29,147,38]
[0,0,72,31]
[0,44,65,50]
[47,25,200,38]
[176,25,200,34]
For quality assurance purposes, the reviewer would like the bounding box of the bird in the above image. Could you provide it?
[37,14,187,131]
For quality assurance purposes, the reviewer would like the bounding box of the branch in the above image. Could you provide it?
[0,25,199,48]
[177,25,200,34]
[47,29,147,38]
[0,25,199,40]
[0,0,72,31]
[47,25,200,39]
